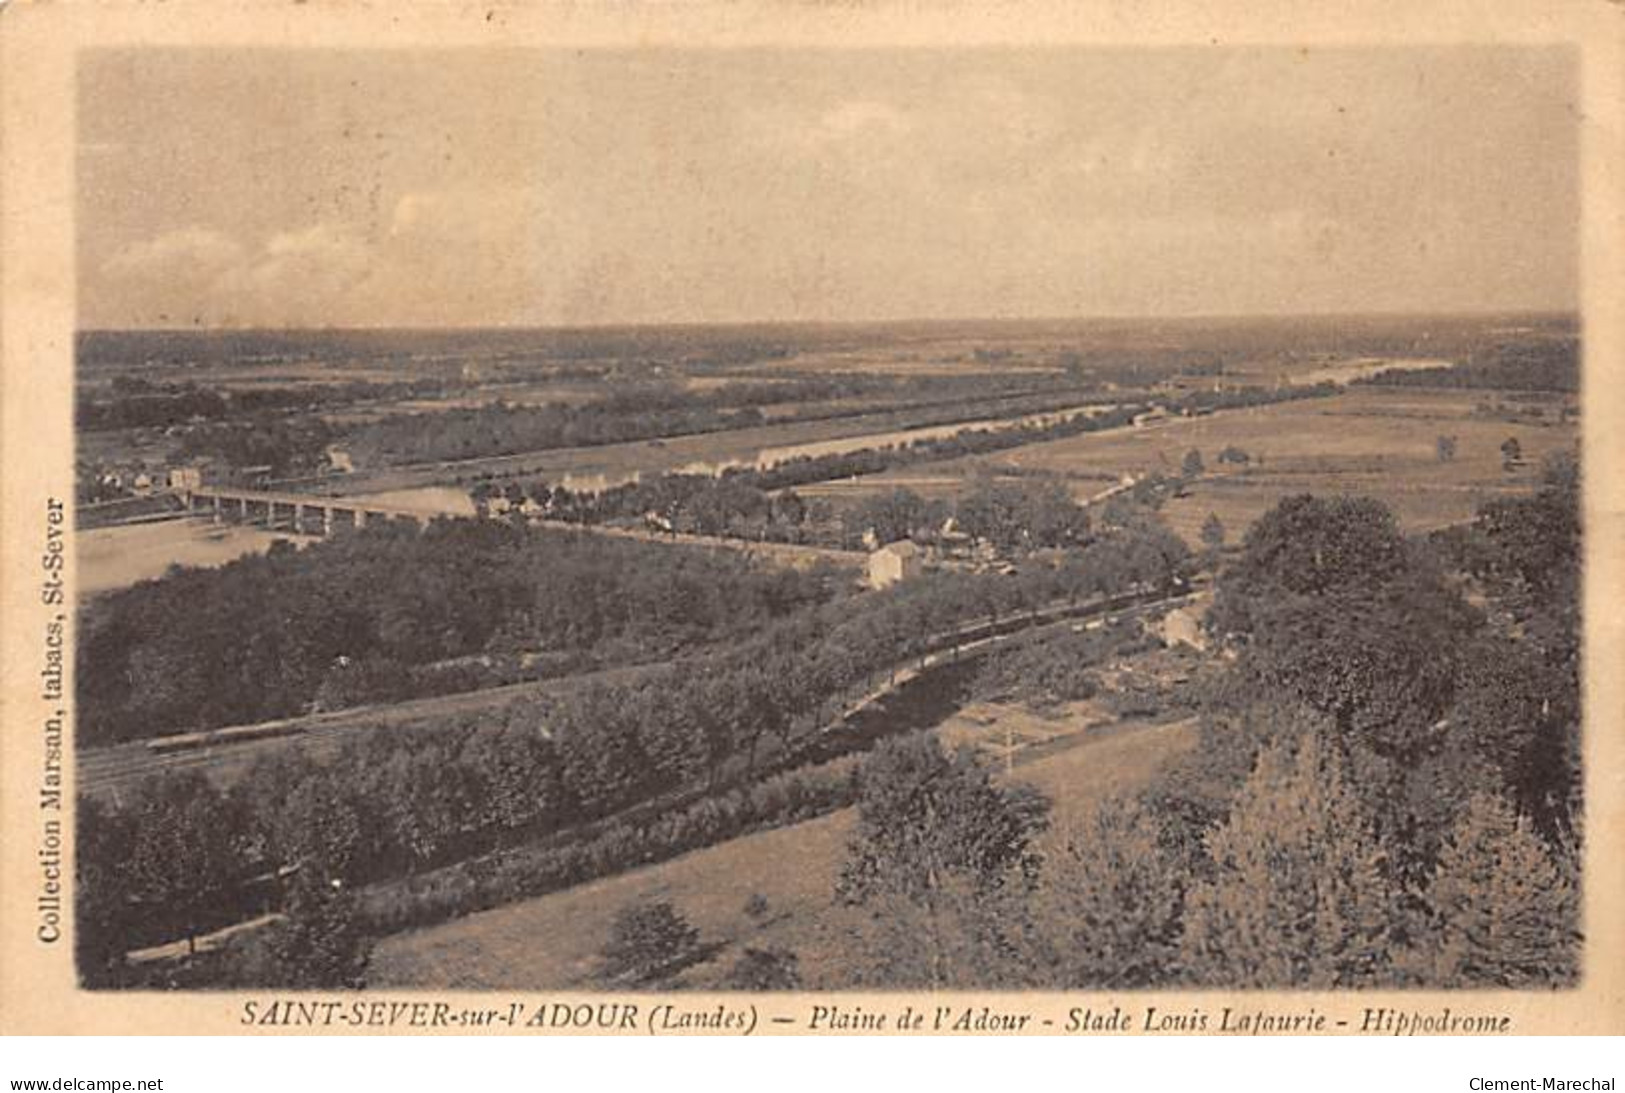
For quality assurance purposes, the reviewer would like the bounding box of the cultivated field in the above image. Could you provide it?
[800,387,1577,544]
[367,709,1198,990]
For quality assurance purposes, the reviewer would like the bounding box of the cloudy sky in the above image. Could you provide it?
[78,46,1577,328]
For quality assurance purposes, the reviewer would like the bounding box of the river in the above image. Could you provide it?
[79,518,318,597]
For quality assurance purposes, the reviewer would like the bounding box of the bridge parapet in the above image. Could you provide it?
[189,486,437,535]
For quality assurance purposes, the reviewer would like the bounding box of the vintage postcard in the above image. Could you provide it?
[2,0,1623,1037]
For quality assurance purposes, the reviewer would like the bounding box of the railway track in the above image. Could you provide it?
[76,662,649,803]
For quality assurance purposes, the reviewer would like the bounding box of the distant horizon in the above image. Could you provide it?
[76,306,1581,338]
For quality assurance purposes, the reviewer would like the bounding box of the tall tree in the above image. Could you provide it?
[126,773,243,954]
[1413,793,1579,988]
[76,798,135,986]
[1018,798,1185,988]
[1211,495,1478,764]
[600,900,703,985]
[276,771,367,883]
[264,870,372,989]
[836,733,1049,906]
[1181,731,1402,988]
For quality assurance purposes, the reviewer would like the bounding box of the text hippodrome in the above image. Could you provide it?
[237,999,1523,1037]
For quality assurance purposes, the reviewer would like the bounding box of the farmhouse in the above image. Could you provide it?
[1158,607,1208,652]
[324,445,356,474]
[167,465,204,492]
[868,539,924,590]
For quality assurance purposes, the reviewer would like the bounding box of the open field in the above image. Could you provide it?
[367,709,1197,990]
[798,387,1577,543]
[1220,355,1456,386]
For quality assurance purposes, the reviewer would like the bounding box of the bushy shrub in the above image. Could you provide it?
[601,901,702,984]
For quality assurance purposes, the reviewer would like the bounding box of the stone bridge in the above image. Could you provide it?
[182,486,437,536]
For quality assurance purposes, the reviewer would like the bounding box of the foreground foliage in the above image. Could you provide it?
[807,466,1581,989]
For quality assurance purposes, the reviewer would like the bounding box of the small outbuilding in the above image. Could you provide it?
[324,445,356,474]
[167,465,204,493]
[1158,607,1208,652]
[868,539,924,590]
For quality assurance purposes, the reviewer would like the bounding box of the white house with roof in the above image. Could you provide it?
[167,465,205,493]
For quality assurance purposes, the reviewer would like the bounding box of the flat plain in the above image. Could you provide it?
[799,386,1577,543]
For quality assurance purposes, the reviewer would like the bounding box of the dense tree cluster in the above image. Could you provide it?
[489,473,817,542]
[974,618,1146,708]
[78,514,1195,986]
[836,733,1050,908]
[352,399,770,466]
[810,477,1581,989]
[79,520,839,745]
[77,375,460,433]
[1356,336,1578,393]
[173,415,339,477]
[79,725,869,987]
[350,377,1101,467]
[600,901,704,984]
[822,735,1050,989]
[489,466,1098,556]
[829,478,1096,554]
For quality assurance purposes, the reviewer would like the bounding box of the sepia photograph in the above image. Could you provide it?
[2,0,1623,1054]
[64,41,1588,997]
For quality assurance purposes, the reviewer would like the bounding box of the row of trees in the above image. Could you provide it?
[477,382,1338,548]
[843,477,1095,553]
[77,375,460,433]
[173,414,339,478]
[464,401,1149,542]
[352,400,770,466]
[1356,336,1578,393]
[349,373,1100,468]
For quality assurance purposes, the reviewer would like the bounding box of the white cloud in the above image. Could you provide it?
[239,223,375,318]
[387,185,544,246]
[100,222,380,327]
[101,227,244,281]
